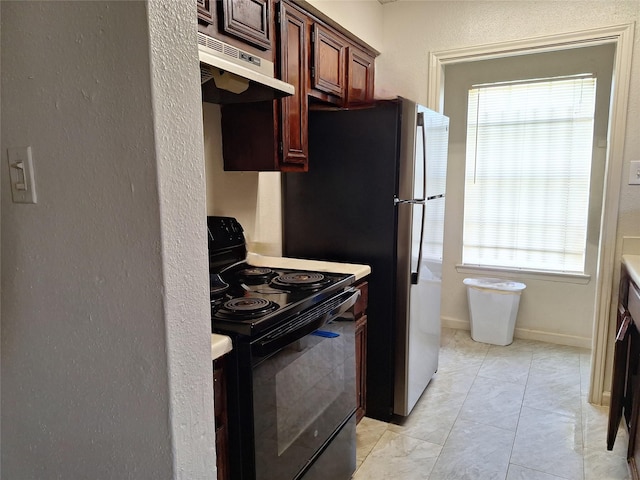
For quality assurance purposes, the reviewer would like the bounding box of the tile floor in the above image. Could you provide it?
[354,328,630,480]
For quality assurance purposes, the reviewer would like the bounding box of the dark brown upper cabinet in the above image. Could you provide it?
[197,0,274,63]
[197,0,215,25]
[310,23,346,101]
[220,0,309,172]
[217,0,378,171]
[347,45,375,105]
[278,0,309,169]
[221,0,271,50]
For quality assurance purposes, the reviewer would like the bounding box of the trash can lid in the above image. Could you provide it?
[463,277,526,292]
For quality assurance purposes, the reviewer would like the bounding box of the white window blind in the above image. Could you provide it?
[462,75,597,273]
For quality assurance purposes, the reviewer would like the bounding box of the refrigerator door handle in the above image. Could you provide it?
[418,111,427,203]
[393,194,444,205]
[411,205,426,285]
[410,112,428,285]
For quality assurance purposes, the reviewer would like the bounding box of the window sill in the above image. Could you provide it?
[455,264,591,284]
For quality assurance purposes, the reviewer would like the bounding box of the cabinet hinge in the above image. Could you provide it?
[276,10,281,24]
[279,142,283,154]
[311,66,315,79]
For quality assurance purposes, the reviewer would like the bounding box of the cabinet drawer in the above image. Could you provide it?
[630,281,640,323]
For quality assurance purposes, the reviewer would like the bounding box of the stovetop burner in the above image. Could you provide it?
[210,274,230,297]
[237,267,276,284]
[217,297,279,319]
[271,272,330,290]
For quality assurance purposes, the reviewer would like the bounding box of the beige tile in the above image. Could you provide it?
[429,418,514,479]
[583,449,630,480]
[356,416,389,468]
[440,327,457,347]
[582,401,628,459]
[478,347,533,385]
[506,464,571,479]
[424,368,477,402]
[354,330,602,480]
[458,376,526,431]
[353,430,441,480]
[388,393,462,446]
[511,406,583,479]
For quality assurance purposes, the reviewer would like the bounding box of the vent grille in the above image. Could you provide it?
[223,44,238,58]
[199,33,238,60]
[200,65,215,85]
[197,31,281,92]
[197,33,264,71]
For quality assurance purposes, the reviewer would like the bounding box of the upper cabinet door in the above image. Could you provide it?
[197,0,215,25]
[278,1,309,170]
[347,46,375,105]
[311,23,346,98]
[221,0,271,50]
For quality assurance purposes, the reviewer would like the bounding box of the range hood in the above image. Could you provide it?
[198,32,295,104]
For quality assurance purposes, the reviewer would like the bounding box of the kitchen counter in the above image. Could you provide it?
[246,252,371,281]
[211,333,232,360]
[623,255,640,287]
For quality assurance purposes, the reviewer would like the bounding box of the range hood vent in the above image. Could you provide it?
[198,33,295,104]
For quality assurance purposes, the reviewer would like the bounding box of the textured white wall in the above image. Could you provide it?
[203,103,283,256]
[147,0,217,477]
[1,1,215,478]
[307,0,384,51]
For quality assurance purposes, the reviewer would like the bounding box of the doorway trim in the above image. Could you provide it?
[427,23,635,405]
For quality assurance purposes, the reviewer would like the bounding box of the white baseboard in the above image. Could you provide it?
[441,317,592,349]
[442,317,470,331]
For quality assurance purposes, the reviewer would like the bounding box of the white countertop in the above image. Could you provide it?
[246,252,371,281]
[211,334,232,360]
[623,255,640,287]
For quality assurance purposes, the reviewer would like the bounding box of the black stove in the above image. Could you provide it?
[207,216,359,480]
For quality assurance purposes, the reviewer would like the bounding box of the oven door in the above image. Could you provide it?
[251,289,358,480]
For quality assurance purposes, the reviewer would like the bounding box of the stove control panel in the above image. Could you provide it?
[207,216,245,249]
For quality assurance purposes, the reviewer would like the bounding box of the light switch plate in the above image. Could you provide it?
[630,160,640,185]
[8,146,37,203]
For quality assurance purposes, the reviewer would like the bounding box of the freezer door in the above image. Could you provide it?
[418,104,449,199]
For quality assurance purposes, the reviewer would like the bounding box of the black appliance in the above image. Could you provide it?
[208,216,360,480]
[283,98,449,421]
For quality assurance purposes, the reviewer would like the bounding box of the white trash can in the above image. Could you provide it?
[463,278,526,346]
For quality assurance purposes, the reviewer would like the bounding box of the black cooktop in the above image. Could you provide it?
[211,262,354,337]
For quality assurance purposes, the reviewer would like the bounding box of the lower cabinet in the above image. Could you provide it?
[608,263,640,476]
[353,281,369,424]
[355,313,367,424]
[213,357,230,480]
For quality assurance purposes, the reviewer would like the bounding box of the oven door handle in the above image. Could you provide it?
[253,288,360,357]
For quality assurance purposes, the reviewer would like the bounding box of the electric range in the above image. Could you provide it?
[208,216,358,480]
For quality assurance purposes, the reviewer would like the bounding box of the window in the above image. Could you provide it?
[462,74,597,274]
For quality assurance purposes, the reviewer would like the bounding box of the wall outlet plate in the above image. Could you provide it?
[630,160,640,185]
